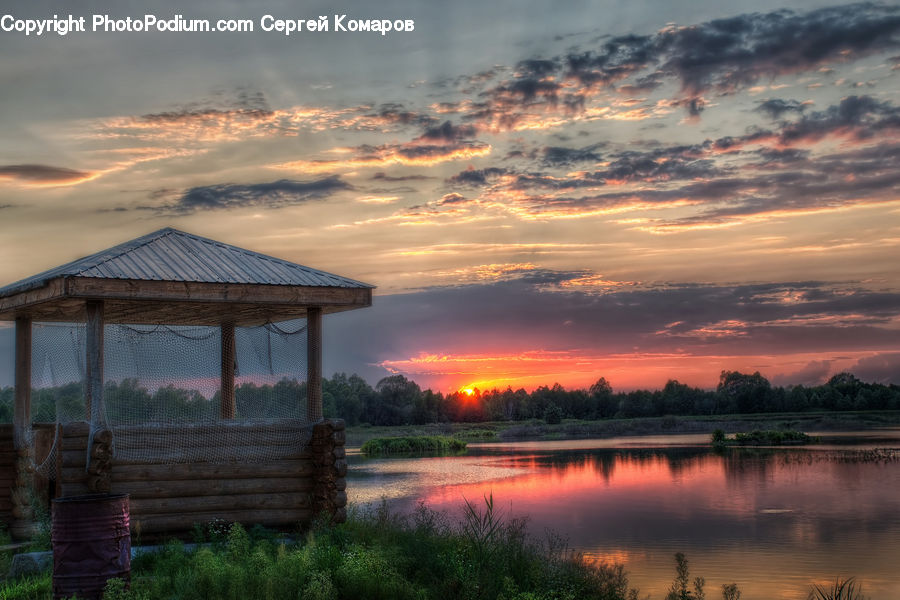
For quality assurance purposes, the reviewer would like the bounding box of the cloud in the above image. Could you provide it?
[418,121,478,142]
[0,164,96,186]
[436,193,468,206]
[657,4,900,96]
[755,99,808,119]
[447,167,511,187]
[363,103,437,129]
[457,3,900,123]
[276,141,492,173]
[541,144,604,166]
[321,275,900,389]
[776,95,900,145]
[771,359,834,386]
[848,352,900,384]
[371,172,433,182]
[155,176,353,214]
[430,93,900,227]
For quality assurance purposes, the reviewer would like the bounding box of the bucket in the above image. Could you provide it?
[51,493,131,600]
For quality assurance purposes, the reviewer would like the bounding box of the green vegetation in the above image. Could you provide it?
[809,578,868,600]
[0,575,50,600]
[4,370,899,429]
[453,428,497,439]
[665,552,707,600]
[0,507,870,600]
[360,435,467,455]
[733,430,817,445]
[712,429,818,447]
[0,501,642,600]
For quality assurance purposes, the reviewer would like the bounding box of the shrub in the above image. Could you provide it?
[544,403,563,425]
[360,435,467,455]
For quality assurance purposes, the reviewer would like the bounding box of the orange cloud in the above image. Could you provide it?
[275,142,492,173]
[0,164,99,187]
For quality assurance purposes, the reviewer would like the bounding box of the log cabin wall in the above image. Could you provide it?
[0,424,55,535]
[0,425,15,522]
[56,419,347,538]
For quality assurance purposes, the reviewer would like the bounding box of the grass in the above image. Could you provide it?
[345,411,900,447]
[733,429,817,445]
[0,500,641,600]
[0,506,870,600]
[712,429,819,447]
[0,576,50,600]
[360,435,467,456]
[809,577,868,600]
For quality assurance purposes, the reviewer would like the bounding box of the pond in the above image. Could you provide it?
[346,430,900,600]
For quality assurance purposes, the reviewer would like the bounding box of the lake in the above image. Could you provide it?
[346,430,900,600]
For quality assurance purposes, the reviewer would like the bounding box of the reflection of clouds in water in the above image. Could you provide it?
[348,455,534,505]
[347,433,900,600]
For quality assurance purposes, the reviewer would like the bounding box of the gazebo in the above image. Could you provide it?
[0,227,373,538]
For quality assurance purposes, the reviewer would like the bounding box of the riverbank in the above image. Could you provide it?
[344,410,900,447]
[0,501,644,600]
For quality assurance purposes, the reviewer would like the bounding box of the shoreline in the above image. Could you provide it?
[344,410,900,447]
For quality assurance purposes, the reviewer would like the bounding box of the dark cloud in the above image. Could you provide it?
[418,121,477,142]
[777,95,900,144]
[161,176,353,214]
[437,193,467,206]
[439,93,900,225]
[756,99,808,119]
[0,164,92,184]
[394,142,488,160]
[716,94,900,151]
[592,151,722,182]
[617,72,666,95]
[750,147,811,167]
[541,144,604,166]
[491,77,562,104]
[516,59,560,77]
[657,4,900,96]
[371,172,433,182]
[465,4,900,119]
[447,167,510,187]
[366,103,437,128]
[141,90,273,123]
[507,144,723,192]
[564,33,658,88]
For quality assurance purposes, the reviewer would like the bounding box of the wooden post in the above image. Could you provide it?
[306,307,323,421]
[11,317,33,540]
[85,300,104,423]
[14,317,31,448]
[220,322,236,419]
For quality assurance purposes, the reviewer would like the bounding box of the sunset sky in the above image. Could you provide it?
[1,0,899,392]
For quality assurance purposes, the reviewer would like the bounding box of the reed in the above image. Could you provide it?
[360,435,467,455]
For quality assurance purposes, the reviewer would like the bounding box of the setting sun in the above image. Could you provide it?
[459,386,476,397]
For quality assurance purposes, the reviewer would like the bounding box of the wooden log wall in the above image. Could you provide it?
[0,425,16,522]
[57,420,347,537]
[0,423,55,538]
[310,419,348,523]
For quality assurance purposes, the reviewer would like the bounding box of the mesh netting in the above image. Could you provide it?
[27,319,314,472]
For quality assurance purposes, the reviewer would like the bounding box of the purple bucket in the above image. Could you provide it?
[51,493,131,600]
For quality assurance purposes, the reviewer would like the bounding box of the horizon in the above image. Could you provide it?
[2,1,899,393]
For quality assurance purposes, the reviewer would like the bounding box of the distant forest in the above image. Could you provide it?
[1,370,898,426]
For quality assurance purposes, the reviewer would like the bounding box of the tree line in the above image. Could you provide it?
[0,370,898,426]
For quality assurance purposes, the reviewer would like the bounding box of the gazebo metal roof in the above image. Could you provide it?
[0,228,374,325]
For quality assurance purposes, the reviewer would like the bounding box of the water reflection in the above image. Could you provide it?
[347,432,900,600]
